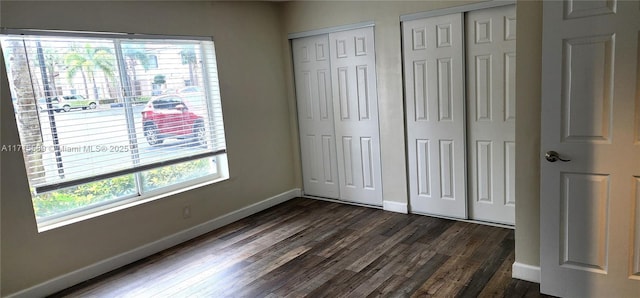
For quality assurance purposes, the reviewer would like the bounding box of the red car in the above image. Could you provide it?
[141,95,206,146]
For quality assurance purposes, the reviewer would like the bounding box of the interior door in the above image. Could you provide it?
[403,13,467,218]
[292,35,340,199]
[540,1,640,296]
[466,5,516,225]
[329,27,383,206]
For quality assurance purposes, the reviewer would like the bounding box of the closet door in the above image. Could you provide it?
[466,5,516,225]
[403,14,467,217]
[293,35,340,199]
[329,27,383,206]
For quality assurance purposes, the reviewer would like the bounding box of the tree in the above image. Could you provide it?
[122,43,151,96]
[42,47,62,96]
[6,40,45,181]
[152,74,166,95]
[64,43,116,99]
[153,74,166,85]
[180,46,198,86]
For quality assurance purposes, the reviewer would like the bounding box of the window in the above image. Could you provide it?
[1,30,228,229]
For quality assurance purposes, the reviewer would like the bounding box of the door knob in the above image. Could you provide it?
[545,151,571,162]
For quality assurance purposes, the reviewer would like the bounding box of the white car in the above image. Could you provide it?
[38,95,97,112]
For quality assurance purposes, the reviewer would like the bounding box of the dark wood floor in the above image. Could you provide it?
[51,198,547,297]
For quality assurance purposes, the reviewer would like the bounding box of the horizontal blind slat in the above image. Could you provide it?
[1,34,227,193]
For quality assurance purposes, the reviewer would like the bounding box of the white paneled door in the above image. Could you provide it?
[540,0,640,296]
[293,35,340,199]
[329,27,383,206]
[404,13,467,218]
[466,5,516,225]
[293,27,382,206]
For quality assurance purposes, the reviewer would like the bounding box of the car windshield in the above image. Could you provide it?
[179,87,201,93]
[62,95,85,100]
[153,98,185,110]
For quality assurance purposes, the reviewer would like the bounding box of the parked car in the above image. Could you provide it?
[178,86,202,94]
[141,95,206,146]
[160,86,202,95]
[37,97,59,111]
[161,88,177,95]
[38,95,97,112]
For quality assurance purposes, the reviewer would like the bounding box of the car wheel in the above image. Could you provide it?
[89,102,97,109]
[192,122,207,147]
[144,124,163,146]
[63,105,71,112]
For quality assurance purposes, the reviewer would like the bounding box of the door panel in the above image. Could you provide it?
[562,35,613,143]
[466,5,516,225]
[404,13,467,218]
[293,35,340,199]
[329,27,383,206]
[541,1,640,296]
[560,173,610,273]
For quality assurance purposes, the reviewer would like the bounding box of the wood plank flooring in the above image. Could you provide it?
[50,198,548,298]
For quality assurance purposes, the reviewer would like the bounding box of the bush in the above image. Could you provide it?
[153,74,166,85]
[98,98,118,105]
[32,159,212,218]
[132,96,151,105]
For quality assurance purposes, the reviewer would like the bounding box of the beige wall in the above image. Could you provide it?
[0,0,545,295]
[0,1,295,295]
[514,0,542,268]
[282,0,542,268]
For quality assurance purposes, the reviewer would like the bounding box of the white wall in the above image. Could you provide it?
[0,1,295,295]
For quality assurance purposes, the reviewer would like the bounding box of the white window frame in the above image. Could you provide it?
[1,29,229,231]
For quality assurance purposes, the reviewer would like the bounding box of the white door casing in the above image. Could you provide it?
[329,27,383,206]
[404,13,467,218]
[540,1,640,297]
[293,35,340,199]
[466,5,516,225]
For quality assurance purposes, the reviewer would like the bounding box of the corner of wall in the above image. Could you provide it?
[383,200,408,214]
[514,0,543,267]
[512,262,541,283]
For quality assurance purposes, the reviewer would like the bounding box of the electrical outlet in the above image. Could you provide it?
[183,206,191,219]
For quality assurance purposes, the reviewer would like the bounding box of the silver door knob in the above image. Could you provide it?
[545,151,570,162]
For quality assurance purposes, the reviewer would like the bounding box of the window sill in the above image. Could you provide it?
[37,174,230,233]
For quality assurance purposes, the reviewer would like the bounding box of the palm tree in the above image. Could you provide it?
[64,44,116,99]
[42,47,62,96]
[122,43,151,96]
[7,40,45,181]
[180,46,198,86]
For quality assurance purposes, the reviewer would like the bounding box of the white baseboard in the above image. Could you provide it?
[383,200,408,214]
[302,195,383,210]
[512,262,541,283]
[7,188,301,298]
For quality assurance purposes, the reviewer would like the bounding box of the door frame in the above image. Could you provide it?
[400,0,515,22]
[287,21,374,40]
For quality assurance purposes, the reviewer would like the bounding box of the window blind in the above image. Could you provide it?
[1,33,227,193]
